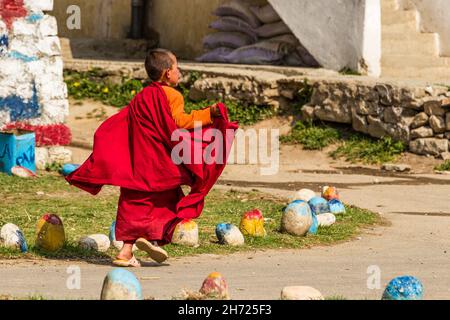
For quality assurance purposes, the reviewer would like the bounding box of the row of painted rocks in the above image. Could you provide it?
[100,269,424,300]
[169,186,345,248]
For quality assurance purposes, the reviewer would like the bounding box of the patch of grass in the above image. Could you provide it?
[330,134,406,165]
[339,67,362,76]
[435,160,450,172]
[0,173,381,260]
[325,295,348,300]
[280,121,341,150]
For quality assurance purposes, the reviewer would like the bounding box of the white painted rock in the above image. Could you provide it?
[281,200,313,237]
[317,213,336,227]
[281,286,324,300]
[79,234,110,252]
[216,223,245,246]
[0,223,28,252]
[292,189,316,203]
[172,220,199,247]
[101,268,143,300]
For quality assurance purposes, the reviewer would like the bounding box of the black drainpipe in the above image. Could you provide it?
[130,0,146,39]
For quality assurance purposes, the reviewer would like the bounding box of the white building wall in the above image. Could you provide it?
[269,0,381,76]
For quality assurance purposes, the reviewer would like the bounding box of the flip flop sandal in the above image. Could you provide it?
[112,255,141,268]
[135,238,169,263]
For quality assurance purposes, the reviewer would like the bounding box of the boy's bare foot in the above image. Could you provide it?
[135,238,168,263]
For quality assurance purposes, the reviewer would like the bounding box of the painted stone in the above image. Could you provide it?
[199,272,230,300]
[239,209,266,237]
[281,200,313,237]
[215,223,245,246]
[308,197,330,215]
[11,166,36,178]
[172,219,199,247]
[317,213,336,227]
[308,212,319,235]
[61,163,80,176]
[79,234,110,252]
[100,268,143,300]
[0,223,28,252]
[281,286,324,300]
[322,186,339,201]
[382,276,424,300]
[329,199,346,214]
[108,221,137,252]
[292,189,316,203]
[35,213,65,252]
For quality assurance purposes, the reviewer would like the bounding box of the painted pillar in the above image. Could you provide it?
[0,0,72,151]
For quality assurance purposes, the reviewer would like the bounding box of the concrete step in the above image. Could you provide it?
[382,67,450,83]
[382,21,420,34]
[382,54,450,69]
[382,35,439,56]
[382,9,417,28]
[381,0,399,11]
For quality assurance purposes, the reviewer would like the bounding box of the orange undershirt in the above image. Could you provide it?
[161,85,212,130]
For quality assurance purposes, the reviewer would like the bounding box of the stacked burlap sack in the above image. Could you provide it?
[197,0,319,67]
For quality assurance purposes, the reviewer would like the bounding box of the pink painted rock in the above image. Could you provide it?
[199,272,230,300]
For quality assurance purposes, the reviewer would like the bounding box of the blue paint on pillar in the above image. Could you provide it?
[9,50,38,62]
[0,82,40,121]
[0,35,8,55]
[26,13,44,23]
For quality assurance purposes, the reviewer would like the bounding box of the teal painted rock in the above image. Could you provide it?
[308,197,330,215]
[317,213,336,227]
[329,199,346,214]
[79,234,110,252]
[0,223,28,252]
[281,200,313,237]
[61,164,80,176]
[100,269,143,300]
[308,212,319,235]
[382,276,424,300]
[216,223,245,246]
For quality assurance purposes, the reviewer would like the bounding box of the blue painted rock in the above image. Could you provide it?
[61,164,80,176]
[79,234,110,252]
[308,197,330,215]
[308,212,319,235]
[216,223,245,246]
[317,213,336,227]
[322,186,339,201]
[382,276,424,300]
[172,219,199,247]
[108,221,137,252]
[200,272,230,300]
[281,200,313,237]
[281,286,324,300]
[100,268,143,300]
[239,209,266,237]
[329,199,346,214]
[0,223,28,252]
[292,189,316,203]
[35,214,65,252]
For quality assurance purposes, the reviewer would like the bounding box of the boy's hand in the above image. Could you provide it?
[210,104,222,118]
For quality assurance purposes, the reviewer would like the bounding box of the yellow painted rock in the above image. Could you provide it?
[172,219,199,247]
[36,214,65,252]
[239,209,266,237]
[199,272,230,300]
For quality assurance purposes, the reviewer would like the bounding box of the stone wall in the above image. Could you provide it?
[63,59,450,158]
[0,0,72,168]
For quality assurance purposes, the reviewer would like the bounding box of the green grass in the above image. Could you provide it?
[435,160,450,172]
[330,134,406,165]
[0,173,381,261]
[280,121,341,150]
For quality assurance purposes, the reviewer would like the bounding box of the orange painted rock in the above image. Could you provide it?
[199,272,230,300]
[322,186,339,201]
[239,209,266,237]
[172,219,199,247]
[36,214,65,252]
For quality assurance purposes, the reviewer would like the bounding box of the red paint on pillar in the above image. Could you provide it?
[3,123,72,146]
[0,0,28,30]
